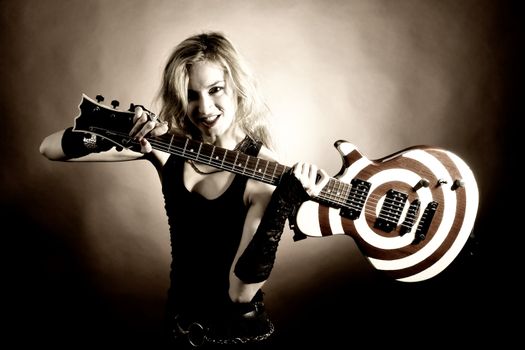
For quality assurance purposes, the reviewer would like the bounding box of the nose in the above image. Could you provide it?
[198,94,214,115]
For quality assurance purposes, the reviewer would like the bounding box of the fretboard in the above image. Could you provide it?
[147,134,357,211]
[149,134,288,186]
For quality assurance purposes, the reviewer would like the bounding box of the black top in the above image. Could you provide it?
[161,136,263,320]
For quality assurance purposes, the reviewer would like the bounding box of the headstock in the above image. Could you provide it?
[73,94,138,150]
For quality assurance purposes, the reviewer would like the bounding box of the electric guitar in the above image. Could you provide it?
[73,94,479,283]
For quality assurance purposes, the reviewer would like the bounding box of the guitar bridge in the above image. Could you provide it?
[399,199,421,236]
[412,201,438,244]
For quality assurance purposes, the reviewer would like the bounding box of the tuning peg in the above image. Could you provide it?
[111,100,120,109]
[96,95,105,103]
[128,103,136,112]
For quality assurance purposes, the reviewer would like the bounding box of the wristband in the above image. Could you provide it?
[61,127,113,158]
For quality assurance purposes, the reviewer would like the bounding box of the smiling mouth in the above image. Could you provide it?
[200,114,220,127]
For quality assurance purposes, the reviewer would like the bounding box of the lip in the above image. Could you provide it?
[200,114,220,128]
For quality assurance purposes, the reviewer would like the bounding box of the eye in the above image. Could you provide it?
[209,86,224,95]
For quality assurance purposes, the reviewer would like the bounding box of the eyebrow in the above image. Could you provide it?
[188,80,225,92]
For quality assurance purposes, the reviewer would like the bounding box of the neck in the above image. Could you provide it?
[201,127,246,150]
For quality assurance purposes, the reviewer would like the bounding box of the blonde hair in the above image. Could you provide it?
[157,31,273,149]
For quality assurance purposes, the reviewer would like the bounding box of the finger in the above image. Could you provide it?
[129,107,150,137]
[307,164,319,182]
[135,120,167,152]
[303,164,319,196]
[310,168,330,196]
[317,168,330,187]
[133,106,142,122]
[292,162,313,193]
[148,112,158,123]
[140,138,152,153]
[292,162,302,177]
[148,121,169,137]
[292,162,308,183]
[132,106,150,123]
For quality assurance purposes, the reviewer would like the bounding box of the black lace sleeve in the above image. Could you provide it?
[234,170,308,283]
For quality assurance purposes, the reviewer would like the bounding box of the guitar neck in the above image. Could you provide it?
[147,134,352,209]
[148,134,289,186]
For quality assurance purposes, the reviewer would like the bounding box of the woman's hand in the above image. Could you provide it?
[129,106,169,153]
[291,161,330,197]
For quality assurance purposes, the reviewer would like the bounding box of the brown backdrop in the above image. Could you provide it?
[2,0,520,347]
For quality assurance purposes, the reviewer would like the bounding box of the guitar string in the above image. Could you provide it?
[184,137,250,175]
[150,138,414,211]
[110,132,425,226]
[147,137,413,211]
[148,140,418,228]
[147,137,417,225]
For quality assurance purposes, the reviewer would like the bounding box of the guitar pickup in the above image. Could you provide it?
[374,189,408,233]
[340,179,371,220]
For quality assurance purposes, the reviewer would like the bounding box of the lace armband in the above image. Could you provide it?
[234,170,309,283]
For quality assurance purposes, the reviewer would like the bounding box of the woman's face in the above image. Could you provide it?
[186,60,237,141]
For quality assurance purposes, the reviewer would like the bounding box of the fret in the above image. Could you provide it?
[243,154,250,174]
[252,157,261,179]
[253,158,260,177]
[199,143,215,165]
[210,146,217,166]
[223,150,238,172]
[211,147,227,169]
[244,155,259,175]
[233,152,242,172]
[333,179,341,198]
[276,164,286,181]
[342,182,351,202]
[319,180,331,200]
[269,162,278,185]
[190,139,202,160]
[195,142,203,161]
[264,161,275,183]
[181,138,189,157]
[339,180,347,197]
[209,145,216,165]
[235,153,248,173]
[335,180,344,200]
[261,160,269,182]
[167,135,174,153]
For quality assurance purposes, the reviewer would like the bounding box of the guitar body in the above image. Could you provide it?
[294,141,479,282]
[73,94,479,283]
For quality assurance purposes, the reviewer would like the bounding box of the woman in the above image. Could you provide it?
[40,31,328,348]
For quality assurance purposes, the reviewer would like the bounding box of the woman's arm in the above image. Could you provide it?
[39,128,147,161]
[229,161,330,303]
[39,106,170,165]
[229,180,274,303]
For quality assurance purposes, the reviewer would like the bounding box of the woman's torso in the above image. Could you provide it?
[161,136,262,317]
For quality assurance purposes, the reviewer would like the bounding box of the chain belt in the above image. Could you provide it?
[172,311,275,347]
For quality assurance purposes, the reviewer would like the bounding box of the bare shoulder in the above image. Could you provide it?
[256,145,280,164]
